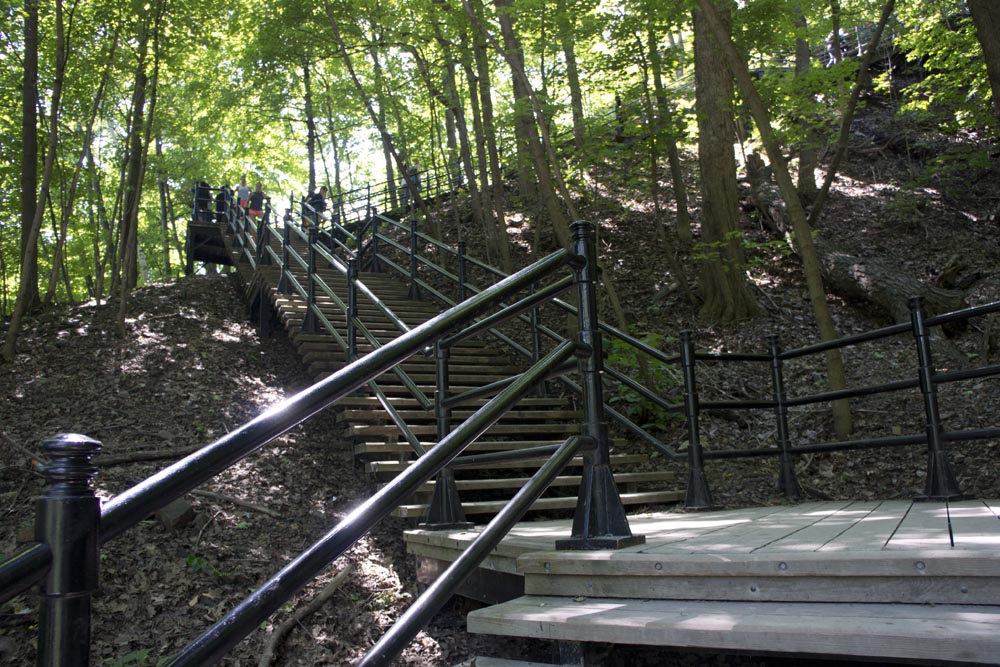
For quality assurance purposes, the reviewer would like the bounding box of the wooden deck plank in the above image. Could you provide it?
[948,499,1000,550]
[642,502,856,554]
[467,596,1000,665]
[884,501,954,550]
[753,501,884,553]
[817,500,911,552]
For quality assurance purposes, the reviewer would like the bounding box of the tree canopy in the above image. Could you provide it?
[1,0,997,347]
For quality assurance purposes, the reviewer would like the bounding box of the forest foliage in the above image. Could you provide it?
[1,0,997,348]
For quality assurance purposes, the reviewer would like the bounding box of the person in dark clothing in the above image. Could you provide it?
[305,185,328,229]
[194,180,212,221]
[215,185,233,223]
[248,182,267,223]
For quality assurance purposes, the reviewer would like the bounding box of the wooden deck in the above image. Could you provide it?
[408,500,1000,665]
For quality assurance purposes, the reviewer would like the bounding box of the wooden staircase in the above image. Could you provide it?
[219,222,681,521]
[436,500,1000,666]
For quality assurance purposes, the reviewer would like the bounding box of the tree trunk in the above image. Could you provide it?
[19,0,40,314]
[46,29,118,301]
[472,23,507,227]
[489,0,571,250]
[648,27,692,242]
[158,138,171,276]
[4,0,64,362]
[304,60,317,192]
[118,6,161,331]
[696,0,853,437]
[968,0,1000,122]
[830,0,843,65]
[794,7,818,199]
[808,0,897,228]
[693,0,757,323]
[556,0,585,152]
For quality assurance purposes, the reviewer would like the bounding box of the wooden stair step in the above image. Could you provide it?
[314,378,521,396]
[354,439,627,458]
[393,490,683,518]
[340,409,581,424]
[346,423,579,438]
[365,454,649,476]
[466,596,1000,665]
[319,370,526,386]
[516,549,1000,605]
[303,355,521,375]
[336,396,570,410]
[384,471,677,494]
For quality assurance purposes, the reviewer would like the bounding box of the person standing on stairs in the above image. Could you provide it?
[236,175,251,220]
[305,185,328,229]
[215,184,233,224]
[248,181,268,242]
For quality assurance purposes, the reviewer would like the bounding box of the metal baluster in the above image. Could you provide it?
[275,222,291,293]
[910,297,962,500]
[301,227,320,334]
[421,341,473,530]
[347,258,358,360]
[36,434,102,667]
[769,335,800,499]
[530,281,546,398]
[457,241,467,303]
[408,217,420,299]
[557,221,645,550]
[681,331,714,510]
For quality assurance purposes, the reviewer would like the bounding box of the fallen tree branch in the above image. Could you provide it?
[191,489,283,519]
[258,564,355,667]
[0,430,43,468]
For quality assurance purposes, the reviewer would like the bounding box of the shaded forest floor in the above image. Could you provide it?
[3,103,1000,666]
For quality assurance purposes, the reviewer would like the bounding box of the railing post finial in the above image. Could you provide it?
[36,433,103,667]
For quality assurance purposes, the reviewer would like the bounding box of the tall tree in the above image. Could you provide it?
[968,0,1000,123]
[695,0,857,437]
[692,0,757,322]
[4,0,66,361]
[19,0,40,313]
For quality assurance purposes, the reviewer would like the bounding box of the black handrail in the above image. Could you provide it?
[6,217,656,667]
[358,210,1000,510]
[164,340,583,666]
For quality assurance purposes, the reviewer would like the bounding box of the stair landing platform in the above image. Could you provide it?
[407,499,1000,665]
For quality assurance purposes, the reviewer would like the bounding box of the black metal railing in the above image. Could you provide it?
[353,211,1000,511]
[1,221,646,667]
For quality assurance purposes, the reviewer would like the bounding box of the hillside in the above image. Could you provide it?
[2,107,1000,666]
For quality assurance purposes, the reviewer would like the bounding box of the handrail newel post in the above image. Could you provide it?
[910,297,963,500]
[530,281,547,398]
[256,219,272,267]
[275,223,292,294]
[369,213,381,273]
[36,433,103,667]
[557,221,645,550]
[457,241,468,303]
[356,209,366,269]
[681,331,715,510]
[408,217,420,299]
[347,258,359,360]
[301,227,320,334]
[421,341,473,531]
[769,335,801,499]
